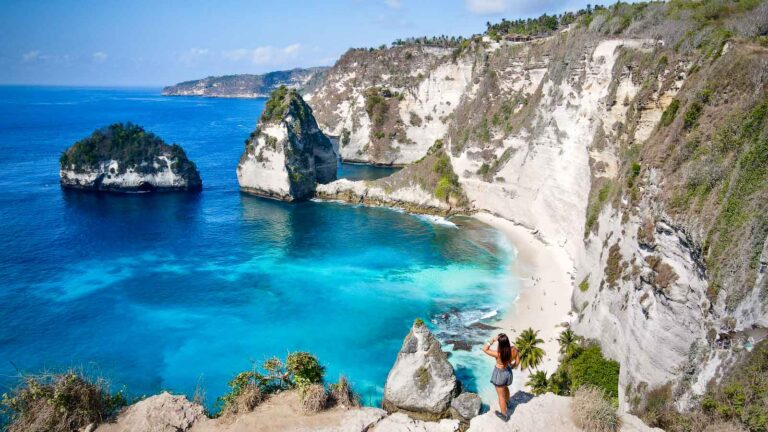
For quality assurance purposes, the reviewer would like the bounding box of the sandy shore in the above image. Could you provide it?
[473,212,574,394]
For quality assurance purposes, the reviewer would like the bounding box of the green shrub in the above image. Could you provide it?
[701,340,768,431]
[683,101,704,129]
[0,371,127,432]
[527,371,549,395]
[286,352,325,391]
[579,277,590,292]
[432,152,462,203]
[549,340,619,403]
[569,344,620,401]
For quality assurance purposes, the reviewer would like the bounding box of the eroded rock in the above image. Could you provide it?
[237,86,336,201]
[382,321,460,421]
[96,392,205,432]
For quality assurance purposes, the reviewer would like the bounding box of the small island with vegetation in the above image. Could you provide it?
[237,86,337,201]
[59,123,202,193]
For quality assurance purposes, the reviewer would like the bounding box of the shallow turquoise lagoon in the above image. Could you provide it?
[0,87,515,407]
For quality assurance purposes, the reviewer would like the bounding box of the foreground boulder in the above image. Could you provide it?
[237,86,337,201]
[94,392,205,432]
[60,123,202,192]
[383,320,479,423]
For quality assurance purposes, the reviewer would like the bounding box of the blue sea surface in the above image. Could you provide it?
[0,86,514,407]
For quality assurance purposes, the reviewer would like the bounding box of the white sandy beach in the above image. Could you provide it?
[473,212,575,394]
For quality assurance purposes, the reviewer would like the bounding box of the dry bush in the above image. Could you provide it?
[300,384,328,414]
[329,376,359,408]
[571,385,621,432]
[702,420,748,432]
[0,371,125,432]
[221,384,264,416]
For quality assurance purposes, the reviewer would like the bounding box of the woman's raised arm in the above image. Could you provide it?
[482,335,499,358]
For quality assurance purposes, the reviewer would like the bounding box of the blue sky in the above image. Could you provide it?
[1,0,617,86]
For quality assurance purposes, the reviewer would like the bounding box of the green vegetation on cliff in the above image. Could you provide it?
[632,340,768,432]
[260,85,313,126]
[535,332,620,405]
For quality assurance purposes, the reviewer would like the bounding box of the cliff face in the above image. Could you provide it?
[162,67,328,98]
[59,123,202,192]
[305,46,474,165]
[308,1,768,410]
[237,86,337,201]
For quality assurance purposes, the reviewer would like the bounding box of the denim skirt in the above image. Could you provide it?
[490,366,514,387]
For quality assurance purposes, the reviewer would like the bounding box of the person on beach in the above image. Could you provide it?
[482,333,520,422]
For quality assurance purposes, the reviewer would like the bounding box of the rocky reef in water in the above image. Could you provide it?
[59,123,202,193]
[161,67,328,98]
[237,86,337,201]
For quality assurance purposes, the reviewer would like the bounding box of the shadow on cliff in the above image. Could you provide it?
[508,391,534,415]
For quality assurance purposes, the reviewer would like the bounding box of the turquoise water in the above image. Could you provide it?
[0,86,514,408]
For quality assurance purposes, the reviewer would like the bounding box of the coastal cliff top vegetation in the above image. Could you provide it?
[259,85,313,126]
[0,352,355,430]
[59,123,199,177]
[0,370,127,432]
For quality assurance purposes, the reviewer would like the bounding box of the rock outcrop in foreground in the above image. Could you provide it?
[383,320,480,424]
[60,123,202,192]
[237,86,337,201]
[94,392,205,432]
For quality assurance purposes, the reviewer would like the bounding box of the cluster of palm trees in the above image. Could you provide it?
[525,328,580,395]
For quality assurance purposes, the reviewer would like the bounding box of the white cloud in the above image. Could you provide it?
[283,43,301,55]
[221,44,301,65]
[92,52,108,63]
[465,0,509,15]
[22,51,40,62]
[20,50,74,64]
[178,47,211,66]
[385,0,401,9]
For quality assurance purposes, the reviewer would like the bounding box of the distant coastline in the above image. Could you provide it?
[161,67,328,98]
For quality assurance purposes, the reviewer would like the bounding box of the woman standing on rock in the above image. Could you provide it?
[482,333,520,422]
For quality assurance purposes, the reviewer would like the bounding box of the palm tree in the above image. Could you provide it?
[527,370,549,395]
[515,328,546,371]
[557,328,580,359]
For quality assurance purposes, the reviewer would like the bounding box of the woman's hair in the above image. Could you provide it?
[497,333,512,366]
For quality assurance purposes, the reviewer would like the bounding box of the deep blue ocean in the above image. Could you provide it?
[0,86,514,408]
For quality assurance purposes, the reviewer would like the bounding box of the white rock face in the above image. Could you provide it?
[383,322,459,420]
[61,156,200,192]
[237,123,293,199]
[468,394,661,432]
[371,413,460,432]
[313,408,388,432]
[95,392,205,432]
[237,89,337,201]
[306,47,473,165]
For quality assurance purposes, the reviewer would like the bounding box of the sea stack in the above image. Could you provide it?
[59,123,202,192]
[237,86,337,201]
[383,319,481,423]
